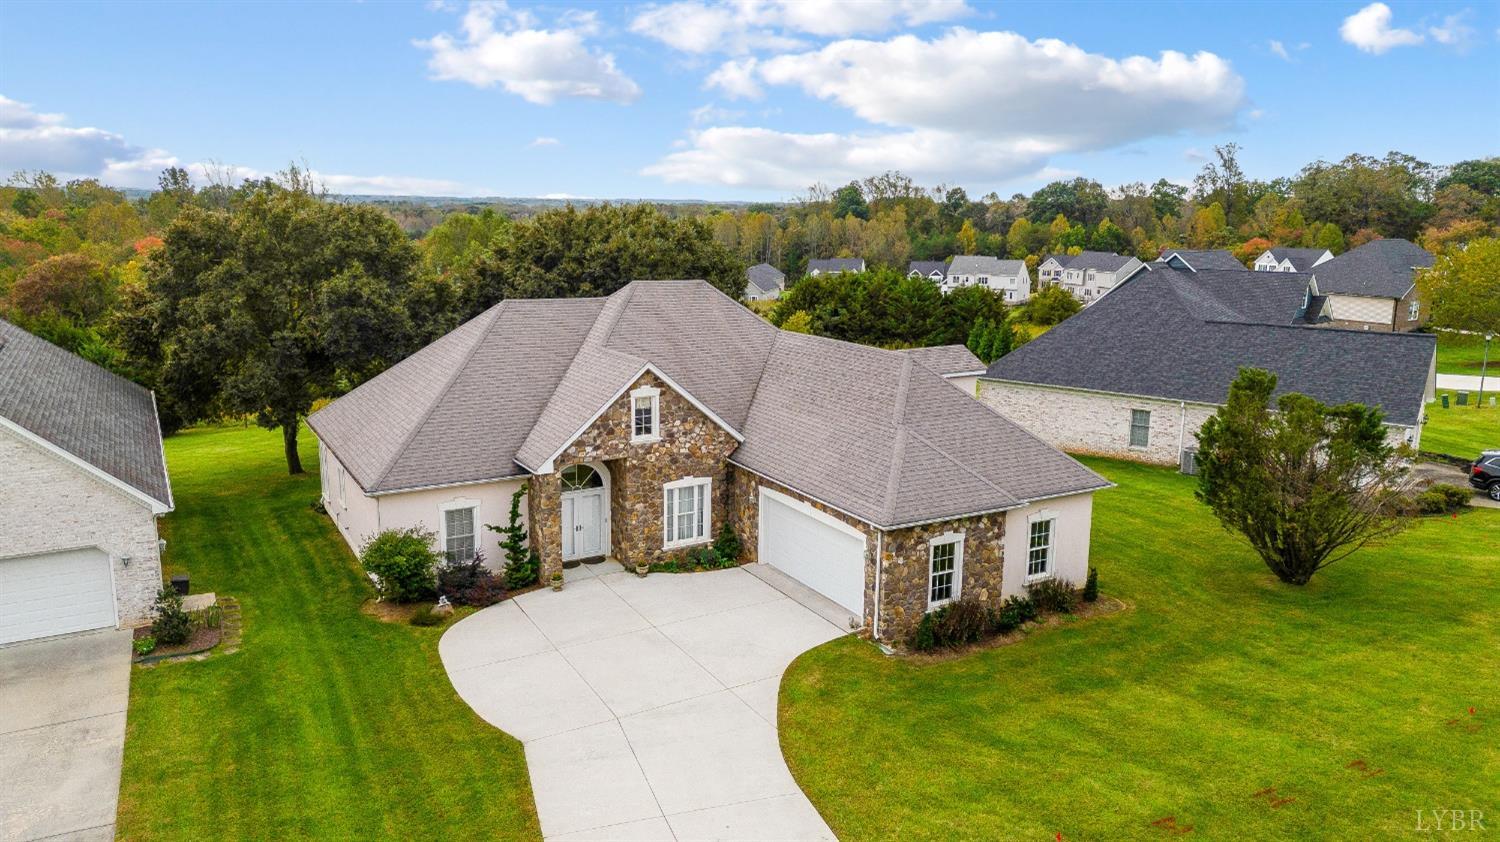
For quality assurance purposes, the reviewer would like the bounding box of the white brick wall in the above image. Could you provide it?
[0,427,164,626]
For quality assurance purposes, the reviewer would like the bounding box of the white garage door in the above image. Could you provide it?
[759,488,866,617]
[0,549,117,645]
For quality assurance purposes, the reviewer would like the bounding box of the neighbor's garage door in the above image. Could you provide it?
[0,549,116,645]
[759,488,866,617]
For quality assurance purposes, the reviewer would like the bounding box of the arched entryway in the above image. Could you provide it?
[559,462,610,566]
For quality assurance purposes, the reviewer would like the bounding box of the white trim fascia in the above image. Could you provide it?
[760,486,867,541]
[943,370,988,378]
[0,416,170,514]
[367,473,530,497]
[533,362,744,476]
[148,391,175,512]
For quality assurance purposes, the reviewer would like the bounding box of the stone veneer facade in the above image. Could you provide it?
[521,372,1024,644]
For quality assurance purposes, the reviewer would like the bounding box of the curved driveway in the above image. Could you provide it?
[440,562,851,841]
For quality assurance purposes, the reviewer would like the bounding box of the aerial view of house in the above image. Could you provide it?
[1042,251,1143,303]
[941,255,1031,302]
[805,257,865,276]
[744,261,785,300]
[906,259,947,284]
[1302,238,1434,332]
[1254,246,1334,273]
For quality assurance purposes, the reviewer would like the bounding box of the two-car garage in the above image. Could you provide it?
[757,487,867,619]
[0,549,118,646]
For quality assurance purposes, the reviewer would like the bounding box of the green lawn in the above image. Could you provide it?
[1423,399,1499,459]
[780,458,1499,840]
[1435,332,1497,376]
[117,425,540,840]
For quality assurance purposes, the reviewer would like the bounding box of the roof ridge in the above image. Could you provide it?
[590,282,637,348]
[370,302,507,491]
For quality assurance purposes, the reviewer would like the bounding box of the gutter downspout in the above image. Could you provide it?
[1177,401,1188,460]
[872,530,884,641]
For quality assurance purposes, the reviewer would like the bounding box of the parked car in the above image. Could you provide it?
[1469,450,1500,501]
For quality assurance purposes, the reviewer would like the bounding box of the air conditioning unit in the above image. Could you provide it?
[1179,447,1199,476]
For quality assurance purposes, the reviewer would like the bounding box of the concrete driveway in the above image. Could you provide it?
[440,562,853,841]
[0,628,132,842]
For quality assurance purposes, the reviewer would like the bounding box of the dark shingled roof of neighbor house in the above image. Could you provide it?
[0,317,173,509]
[1159,249,1247,272]
[984,267,1434,427]
[745,262,785,294]
[310,281,1108,527]
[1312,238,1434,299]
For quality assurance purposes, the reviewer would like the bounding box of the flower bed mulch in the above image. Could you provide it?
[133,595,242,666]
[360,582,543,626]
[133,624,220,664]
[900,594,1130,663]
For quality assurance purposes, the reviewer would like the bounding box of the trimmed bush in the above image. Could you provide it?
[360,527,440,603]
[909,598,990,651]
[151,588,192,645]
[993,595,1037,633]
[1082,567,1099,603]
[1415,483,1472,515]
[438,551,505,607]
[1029,578,1079,614]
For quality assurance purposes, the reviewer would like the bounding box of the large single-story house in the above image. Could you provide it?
[1254,247,1333,273]
[1042,251,1143,303]
[1303,238,1433,332]
[0,319,173,644]
[744,262,785,301]
[309,280,1109,642]
[942,256,1031,302]
[977,267,1437,468]
[805,258,865,277]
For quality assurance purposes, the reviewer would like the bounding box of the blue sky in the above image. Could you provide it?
[1,0,1495,200]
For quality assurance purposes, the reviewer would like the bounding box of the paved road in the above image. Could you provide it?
[440,562,851,841]
[1435,373,1499,395]
[0,629,132,842]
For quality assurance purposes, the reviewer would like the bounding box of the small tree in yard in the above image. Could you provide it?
[151,588,192,645]
[489,485,539,589]
[1195,368,1417,585]
[360,527,440,602]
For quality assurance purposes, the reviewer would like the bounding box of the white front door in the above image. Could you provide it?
[562,489,606,560]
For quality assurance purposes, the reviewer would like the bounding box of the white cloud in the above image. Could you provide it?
[650,29,1246,191]
[1429,11,1476,51]
[530,136,560,147]
[416,1,640,104]
[690,103,746,124]
[1340,3,1424,54]
[630,0,969,54]
[0,95,492,196]
[1268,40,1292,61]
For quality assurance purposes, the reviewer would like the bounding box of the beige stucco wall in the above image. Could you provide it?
[319,441,381,557]
[1327,294,1394,326]
[946,375,979,396]
[978,380,1216,465]
[0,427,163,627]
[1002,492,1094,599]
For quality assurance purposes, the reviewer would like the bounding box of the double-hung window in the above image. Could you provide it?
[1129,409,1151,448]
[631,386,660,442]
[1027,517,1055,580]
[663,477,710,547]
[927,534,963,609]
[442,505,477,562]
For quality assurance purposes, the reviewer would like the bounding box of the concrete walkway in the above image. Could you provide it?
[0,629,132,842]
[1435,372,1499,395]
[440,562,852,841]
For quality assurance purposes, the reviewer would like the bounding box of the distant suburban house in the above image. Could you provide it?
[977,266,1436,468]
[942,256,1032,302]
[806,258,865,277]
[900,344,987,395]
[907,260,947,284]
[1037,254,1069,285]
[1046,251,1142,304]
[744,262,786,301]
[309,280,1108,643]
[1157,249,1247,272]
[1,318,173,644]
[1254,247,1333,273]
[1302,238,1434,332]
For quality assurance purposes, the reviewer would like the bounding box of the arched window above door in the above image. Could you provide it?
[560,464,603,491]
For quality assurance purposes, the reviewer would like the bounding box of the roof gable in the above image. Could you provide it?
[1311,238,1433,299]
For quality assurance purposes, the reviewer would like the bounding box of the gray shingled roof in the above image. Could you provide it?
[1267,247,1331,272]
[983,267,1434,426]
[1160,250,1246,271]
[907,260,947,278]
[745,262,785,294]
[1063,251,1134,272]
[900,345,985,376]
[1041,254,1071,268]
[806,258,864,274]
[947,256,1026,277]
[1312,238,1433,299]
[311,281,1107,526]
[0,318,172,509]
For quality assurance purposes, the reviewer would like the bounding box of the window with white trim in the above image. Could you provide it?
[663,477,711,547]
[927,534,963,609]
[631,386,660,442]
[1129,409,1151,448]
[443,506,477,562]
[1407,298,1419,320]
[1027,518,1055,579]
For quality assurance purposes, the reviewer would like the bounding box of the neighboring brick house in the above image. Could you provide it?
[978,267,1436,468]
[942,255,1031,302]
[744,262,785,301]
[805,258,865,277]
[1302,238,1434,332]
[1045,251,1142,304]
[1254,247,1333,273]
[0,319,173,644]
[310,281,1108,643]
